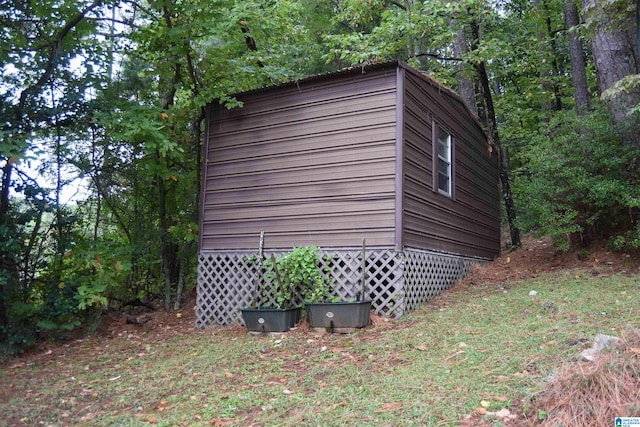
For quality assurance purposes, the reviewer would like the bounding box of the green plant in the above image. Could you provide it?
[264,246,331,306]
[607,223,640,251]
[263,253,294,308]
[513,107,640,250]
[577,249,590,261]
[305,239,368,303]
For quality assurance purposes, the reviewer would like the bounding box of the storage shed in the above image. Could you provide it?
[197,61,500,327]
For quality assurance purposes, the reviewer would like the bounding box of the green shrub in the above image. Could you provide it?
[513,107,640,250]
[263,246,331,308]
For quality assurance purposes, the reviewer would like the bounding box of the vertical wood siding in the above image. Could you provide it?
[201,69,399,250]
[401,69,501,259]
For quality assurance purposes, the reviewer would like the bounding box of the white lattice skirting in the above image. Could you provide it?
[196,248,482,327]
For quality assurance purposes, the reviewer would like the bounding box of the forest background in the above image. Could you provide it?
[1,0,638,353]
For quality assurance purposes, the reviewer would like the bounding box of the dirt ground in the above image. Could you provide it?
[463,234,640,285]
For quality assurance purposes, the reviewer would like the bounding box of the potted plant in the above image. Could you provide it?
[304,239,372,331]
[241,232,303,333]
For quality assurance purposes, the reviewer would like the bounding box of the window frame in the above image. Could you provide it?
[432,121,455,198]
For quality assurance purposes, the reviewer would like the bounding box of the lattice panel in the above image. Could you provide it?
[322,250,405,318]
[197,249,405,327]
[403,248,479,312]
[197,252,255,327]
[197,248,481,327]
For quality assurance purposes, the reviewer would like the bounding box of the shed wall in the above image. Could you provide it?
[201,69,399,250]
[401,69,500,258]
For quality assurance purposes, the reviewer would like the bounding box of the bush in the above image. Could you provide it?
[263,245,331,307]
[513,107,640,250]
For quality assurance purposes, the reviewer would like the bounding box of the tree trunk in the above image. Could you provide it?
[565,0,591,114]
[0,160,14,332]
[173,241,194,310]
[454,26,476,112]
[0,160,17,334]
[543,0,563,111]
[158,3,182,309]
[0,160,12,232]
[470,19,521,248]
[582,0,640,121]
[533,0,563,113]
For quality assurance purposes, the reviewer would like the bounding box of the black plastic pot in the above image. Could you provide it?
[305,300,372,330]
[241,306,302,332]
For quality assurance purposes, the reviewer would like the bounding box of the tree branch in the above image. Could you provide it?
[17,0,105,119]
[239,21,264,68]
[410,52,463,62]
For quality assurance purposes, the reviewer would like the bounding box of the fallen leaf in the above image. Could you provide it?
[415,344,428,351]
[493,396,508,402]
[283,389,294,395]
[445,350,465,360]
[475,407,489,415]
[375,402,403,412]
[629,347,640,354]
[480,400,490,408]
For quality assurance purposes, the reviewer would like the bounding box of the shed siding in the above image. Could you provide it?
[401,70,500,258]
[202,70,399,250]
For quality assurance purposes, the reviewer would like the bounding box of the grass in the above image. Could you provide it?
[1,269,638,426]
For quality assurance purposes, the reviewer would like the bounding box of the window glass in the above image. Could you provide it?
[436,128,451,195]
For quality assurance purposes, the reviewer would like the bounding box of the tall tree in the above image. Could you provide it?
[564,0,590,114]
[468,15,521,248]
[532,0,564,113]
[582,0,640,121]
[453,25,477,112]
[0,0,112,336]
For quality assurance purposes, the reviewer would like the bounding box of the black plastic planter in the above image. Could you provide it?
[305,300,372,330]
[241,306,302,332]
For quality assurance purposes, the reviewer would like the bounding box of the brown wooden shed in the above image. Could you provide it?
[197,61,500,327]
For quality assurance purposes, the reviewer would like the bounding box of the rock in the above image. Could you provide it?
[494,408,512,418]
[580,334,621,361]
[529,290,538,296]
[126,315,152,324]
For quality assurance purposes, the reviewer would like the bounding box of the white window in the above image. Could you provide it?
[437,129,451,195]
[436,127,452,196]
